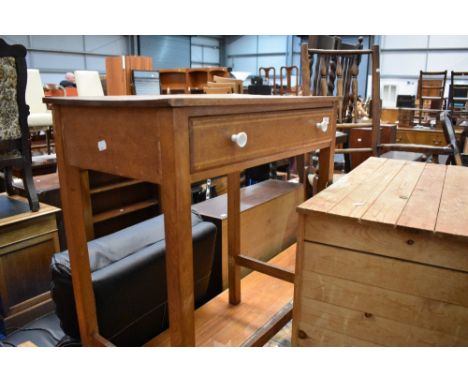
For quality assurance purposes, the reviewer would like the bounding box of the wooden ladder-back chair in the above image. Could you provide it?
[416,70,447,126]
[0,38,39,211]
[449,71,468,126]
[279,66,299,95]
[259,67,276,95]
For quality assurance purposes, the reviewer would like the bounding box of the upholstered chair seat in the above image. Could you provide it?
[28,112,53,131]
[74,70,104,96]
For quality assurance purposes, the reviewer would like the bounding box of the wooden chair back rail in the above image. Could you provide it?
[279,66,299,95]
[301,44,381,155]
[259,67,277,94]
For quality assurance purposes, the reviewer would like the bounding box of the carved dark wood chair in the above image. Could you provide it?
[301,43,463,175]
[0,38,39,211]
[259,67,277,95]
[416,70,447,125]
[301,42,388,172]
[279,66,299,95]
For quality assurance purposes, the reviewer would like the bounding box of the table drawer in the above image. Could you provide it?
[189,109,334,172]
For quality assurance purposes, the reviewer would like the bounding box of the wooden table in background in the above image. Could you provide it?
[47,94,338,346]
[293,157,468,346]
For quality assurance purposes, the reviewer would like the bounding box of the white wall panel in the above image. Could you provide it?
[30,52,85,71]
[203,47,219,63]
[31,35,84,52]
[429,35,468,49]
[382,35,428,49]
[427,52,468,72]
[85,56,107,72]
[231,56,257,73]
[381,52,427,76]
[1,35,29,46]
[84,35,128,55]
[257,55,286,72]
[258,36,287,54]
[191,36,219,47]
[226,36,257,55]
[140,36,190,69]
[191,46,203,62]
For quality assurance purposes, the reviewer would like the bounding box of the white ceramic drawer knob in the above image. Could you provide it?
[231,132,248,148]
[316,117,330,133]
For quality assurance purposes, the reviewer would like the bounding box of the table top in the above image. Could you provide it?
[44,94,337,108]
[298,157,468,239]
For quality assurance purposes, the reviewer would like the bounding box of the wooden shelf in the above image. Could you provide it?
[90,179,143,195]
[92,199,158,224]
[146,244,296,347]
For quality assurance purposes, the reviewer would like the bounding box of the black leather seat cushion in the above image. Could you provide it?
[0,313,67,347]
[51,212,216,346]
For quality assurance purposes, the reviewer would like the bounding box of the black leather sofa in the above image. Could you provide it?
[0,212,217,347]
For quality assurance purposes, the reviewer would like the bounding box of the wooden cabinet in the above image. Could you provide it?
[87,171,160,238]
[293,158,468,346]
[13,171,160,244]
[106,56,153,95]
[159,67,229,94]
[0,194,60,331]
[396,127,454,146]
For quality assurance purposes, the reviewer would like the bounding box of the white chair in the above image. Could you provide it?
[74,70,104,96]
[26,69,54,154]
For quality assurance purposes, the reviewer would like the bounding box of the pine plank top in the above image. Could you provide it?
[44,94,337,108]
[298,158,468,239]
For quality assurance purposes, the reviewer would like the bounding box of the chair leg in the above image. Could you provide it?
[46,127,53,155]
[22,164,39,212]
[4,167,15,195]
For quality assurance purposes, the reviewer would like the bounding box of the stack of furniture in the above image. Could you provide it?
[105,55,153,96]
[159,67,230,94]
